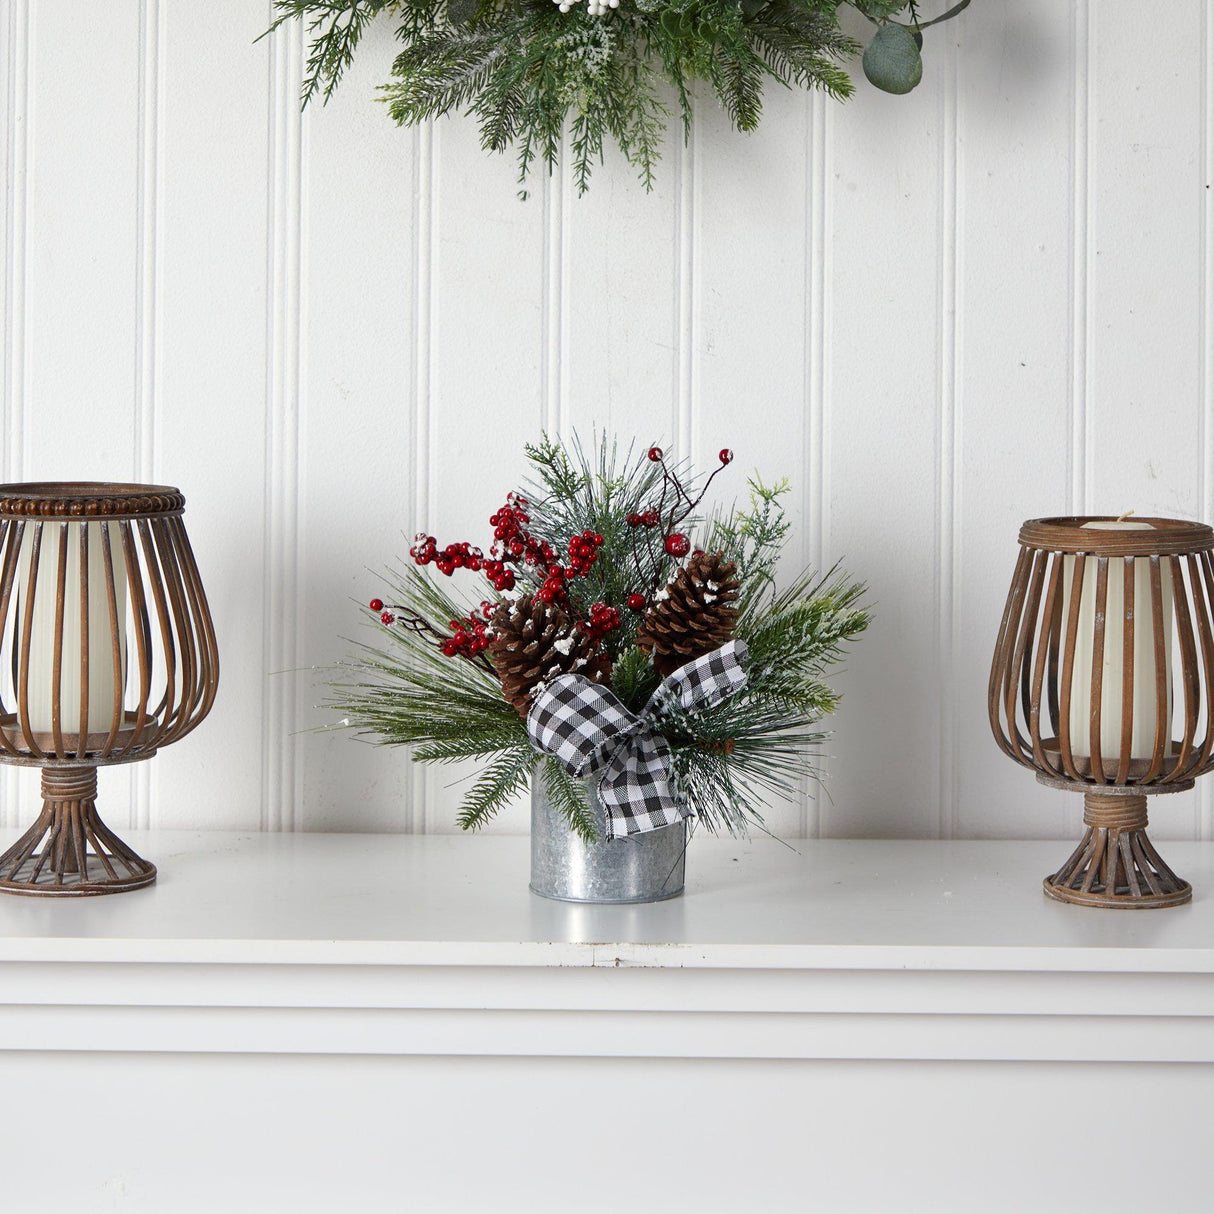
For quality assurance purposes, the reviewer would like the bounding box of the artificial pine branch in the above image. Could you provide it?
[270,0,934,193]
[455,746,539,830]
[265,0,397,105]
[540,759,599,842]
[330,433,868,840]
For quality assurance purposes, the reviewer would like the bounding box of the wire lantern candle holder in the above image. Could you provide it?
[989,516,1214,908]
[0,483,219,896]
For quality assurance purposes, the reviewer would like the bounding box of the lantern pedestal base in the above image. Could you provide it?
[1043,793,1191,909]
[0,767,156,897]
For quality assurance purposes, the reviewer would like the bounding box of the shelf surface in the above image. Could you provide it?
[1,831,1213,972]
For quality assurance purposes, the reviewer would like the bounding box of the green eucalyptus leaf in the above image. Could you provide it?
[862,22,923,95]
[739,0,768,16]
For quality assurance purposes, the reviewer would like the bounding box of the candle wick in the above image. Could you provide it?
[1116,510,1136,523]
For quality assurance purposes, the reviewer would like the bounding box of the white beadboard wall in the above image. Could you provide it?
[1,1,1212,840]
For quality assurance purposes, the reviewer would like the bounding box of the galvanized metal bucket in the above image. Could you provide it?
[529,771,687,903]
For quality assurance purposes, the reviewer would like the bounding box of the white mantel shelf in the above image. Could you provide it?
[3,832,1214,1065]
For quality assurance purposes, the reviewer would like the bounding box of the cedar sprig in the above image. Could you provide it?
[269,0,866,194]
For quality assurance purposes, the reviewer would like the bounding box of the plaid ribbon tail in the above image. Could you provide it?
[597,732,681,840]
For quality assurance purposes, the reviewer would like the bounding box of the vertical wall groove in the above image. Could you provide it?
[803,93,829,839]
[674,116,695,455]
[1201,0,1214,840]
[937,34,961,840]
[1,0,29,829]
[262,15,305,832]
[541,150,566,439]
[131,0,163,830]
[410,121,435,833]
[1067,0,1093,839]
[1069,0,1092,516]
[4,0,29,488]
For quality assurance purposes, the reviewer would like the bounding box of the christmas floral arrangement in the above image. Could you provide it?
[267,0,971,193]
[333,436,868,842]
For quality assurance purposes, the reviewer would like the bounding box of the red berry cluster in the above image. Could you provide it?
[441,615,491,659]
[568,530,604,574]
[580,601,622,643]
[536,530,604,604]
[491,494,555,563]
[409,534,487,579]
[481,559,516,593]
[625,509,661,528]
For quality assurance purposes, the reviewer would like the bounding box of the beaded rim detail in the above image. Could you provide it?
[0,483,185,518]
[1018,516,1214,557]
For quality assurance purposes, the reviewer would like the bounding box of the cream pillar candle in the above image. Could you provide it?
[1062,520,1173,760]
[18,522,127,735]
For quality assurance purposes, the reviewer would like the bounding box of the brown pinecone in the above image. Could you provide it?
[636,550,740,678]
[489,594,611,717]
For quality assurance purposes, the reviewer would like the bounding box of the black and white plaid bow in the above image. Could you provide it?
[527,639,749,840]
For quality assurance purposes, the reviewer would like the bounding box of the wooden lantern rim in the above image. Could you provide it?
[1018,516,1214,556]
[0,482,185,519]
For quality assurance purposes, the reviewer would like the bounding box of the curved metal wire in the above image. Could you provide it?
[0,511,218,765]
[990,540,1214,790]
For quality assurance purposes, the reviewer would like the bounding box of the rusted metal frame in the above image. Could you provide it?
[1142,557,1169,783]
[76,524,90,760]
[1045,573,1062,740]
[1057,553,1087,782]
[79,811,119,881]
[988,547,1032,760]
[0,520,24,756]
[169,519,220,732]
[135,519,177,750]
[0,804,52,877]
[1087,557,1109,784]
[150,519,195,740]
[1115,555,1135,784]
[98,524,125,759]
[157,518,205,743]
[1029,552,1064,775]
[1165,555,1200,783]
[120,523,155,756]
[49,524,69,759]
[1006,549,1048,765]
[16,521,45,759]
[1190,552,1214,778]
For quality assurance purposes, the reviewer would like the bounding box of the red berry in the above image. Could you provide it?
[719,448,733,465]
[665,533,691,557]
[648,446,663,462]
[380,611,395,625]
[369,598,383,612]
[641,510,660,528]
[627,593,646,611]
